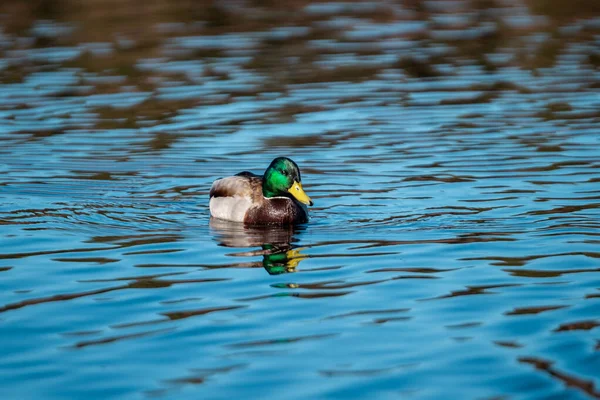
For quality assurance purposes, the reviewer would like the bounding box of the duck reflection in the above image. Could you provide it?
[209,218,307,275]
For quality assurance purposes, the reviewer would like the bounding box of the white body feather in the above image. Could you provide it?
[209,196,252,222]
[209,177,255,222]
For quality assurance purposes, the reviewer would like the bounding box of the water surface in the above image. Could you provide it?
[1,1,599,399]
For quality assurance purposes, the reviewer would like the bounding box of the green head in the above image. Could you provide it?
[263,157,313,206]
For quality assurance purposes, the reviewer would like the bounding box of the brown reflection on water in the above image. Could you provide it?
[504,305,568,316]
[147,363,247,398]
[238,291,353,302]
[71,327,174,349]
[0,284,125,313]
[553,320,600,332]
[319,363,417,377]
[0,274,228,314]
[366,267,458,274]
[445,322,482,330]
[426,283,520,301]
[228,333,338,349]
[494,340,524,349]
[167,363,246,386]
[271,279,385,290]
[505,267,600,278]
[162,305,246,321]
[110,304,247,329]
[462,251,600,267]
[324,308,410,320]
[520,356,600,399]
[53,256,119,264]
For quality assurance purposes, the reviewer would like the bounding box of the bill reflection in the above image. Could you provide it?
[209,218,307,275]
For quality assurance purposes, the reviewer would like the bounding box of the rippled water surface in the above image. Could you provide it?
[1,1,600,398]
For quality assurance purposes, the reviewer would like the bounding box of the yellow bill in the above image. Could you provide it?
[288,181,313,206]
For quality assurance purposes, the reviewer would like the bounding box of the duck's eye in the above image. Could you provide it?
[281,170,288,176]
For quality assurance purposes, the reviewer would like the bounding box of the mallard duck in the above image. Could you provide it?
[209,157,313,225]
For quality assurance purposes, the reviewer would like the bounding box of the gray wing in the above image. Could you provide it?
[209,175,262,199]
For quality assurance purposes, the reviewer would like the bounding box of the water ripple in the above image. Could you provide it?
[1,1,599,399]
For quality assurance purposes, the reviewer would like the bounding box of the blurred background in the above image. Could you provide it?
[1,0,599,113]
[1,0,599,135]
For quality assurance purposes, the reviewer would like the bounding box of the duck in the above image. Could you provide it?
[209,157,313,225]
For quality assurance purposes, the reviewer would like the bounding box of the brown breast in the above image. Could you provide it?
[244,197,308,225]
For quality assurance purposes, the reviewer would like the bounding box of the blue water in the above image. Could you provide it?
[1,1,599,399]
